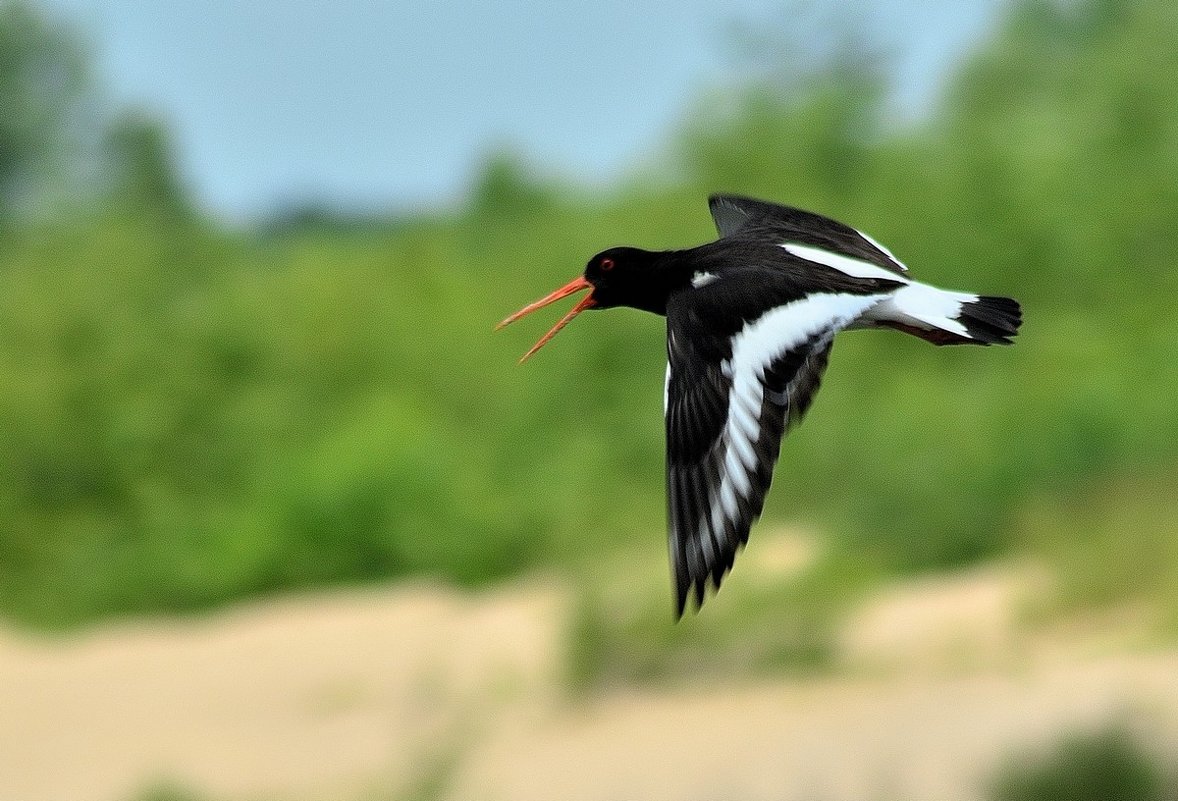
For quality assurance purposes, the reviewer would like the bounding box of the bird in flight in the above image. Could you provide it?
[498,194,1021,617]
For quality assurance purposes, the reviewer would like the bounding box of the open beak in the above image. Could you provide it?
[496,275,596,363]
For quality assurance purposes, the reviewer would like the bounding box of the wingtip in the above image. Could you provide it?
[673,575,688,620]
[672,576,713,621]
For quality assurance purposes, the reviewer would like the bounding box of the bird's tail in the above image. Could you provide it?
[870,283,1022,345]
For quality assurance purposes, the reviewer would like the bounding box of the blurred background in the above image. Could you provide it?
[2,0,1178,799]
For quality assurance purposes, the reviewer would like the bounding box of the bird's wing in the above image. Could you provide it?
[664,285,883,617]
[708,194,909,276]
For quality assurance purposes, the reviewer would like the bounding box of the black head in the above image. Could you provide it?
[496,245,666,362]
[582,246,673,314]
[581,246,653,308]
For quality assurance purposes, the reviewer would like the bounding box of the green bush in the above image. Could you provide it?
[2,0,1178,627]
[989,727,1177,801]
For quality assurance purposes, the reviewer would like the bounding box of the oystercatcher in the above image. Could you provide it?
[498,194,1021,617]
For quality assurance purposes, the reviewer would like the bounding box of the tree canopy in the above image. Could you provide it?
[1,0,1175,629]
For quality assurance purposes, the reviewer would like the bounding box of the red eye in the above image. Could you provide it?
[600,257,615,271]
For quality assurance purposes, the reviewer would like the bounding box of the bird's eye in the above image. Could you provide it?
[600,257,615,271]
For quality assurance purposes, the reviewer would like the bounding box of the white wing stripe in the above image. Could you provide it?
[709,507,724,540]
[782,243,912,284]
[719,477,739,519]
[697,512,717,566]
[707,293,885,538]
[729,293,884,372]
[730,385,762,444]
[724,446,752,497]
[674,294,887,584]
[729,415,758,470]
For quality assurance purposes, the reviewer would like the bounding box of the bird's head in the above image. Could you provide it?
[496,247,655,362]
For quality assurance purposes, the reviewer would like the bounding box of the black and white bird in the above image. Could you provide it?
[498,194,1022,617]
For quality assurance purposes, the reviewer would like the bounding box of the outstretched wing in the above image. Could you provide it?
[665,284,883,617]
[708,194,909,276]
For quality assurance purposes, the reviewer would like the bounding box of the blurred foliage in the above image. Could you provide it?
[0,1,91,221]
[1,0,1177,632]
[989,726,1178,801]
[567,543,873,690]
[128,782,212,801]
[1021,471,1178,629]
[104,110,195,222]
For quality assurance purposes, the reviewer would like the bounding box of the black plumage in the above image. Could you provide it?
[499,195,1022,617]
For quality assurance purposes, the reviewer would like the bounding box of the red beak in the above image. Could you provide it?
[496,275,596,362]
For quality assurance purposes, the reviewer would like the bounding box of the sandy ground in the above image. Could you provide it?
[2,564,1176,801]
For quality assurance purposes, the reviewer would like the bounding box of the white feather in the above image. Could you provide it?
[719,477,739,521]
[724,446,752,497]
[663,361,671,414]
[729,385,762,446]
[861,283,977,337]
[697,513,716,565]
[729,293,885,371]
[729,412,759,470]
[705,292,885,536]
[782,243,911,283]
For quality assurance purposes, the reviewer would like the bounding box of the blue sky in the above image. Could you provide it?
[41,0,1005,220]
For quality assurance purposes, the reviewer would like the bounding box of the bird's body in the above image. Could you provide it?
[499,195,1022,616]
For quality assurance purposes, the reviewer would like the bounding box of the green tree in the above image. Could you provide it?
[0,1,89,221]
[104,110,195,221]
